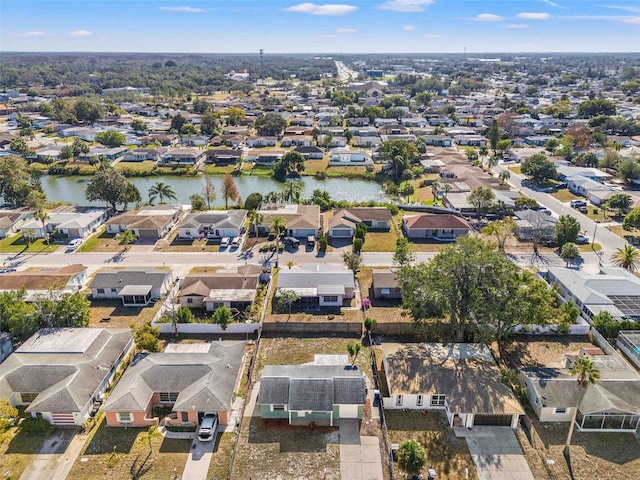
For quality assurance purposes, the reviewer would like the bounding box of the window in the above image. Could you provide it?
[417,395,424,407]
[97,288,105,294]
[111,288,117,293]
[323,295,338,303]
[396,395,403,407]
[187,298,193,304]
[273,405,285,411]
[118,412,133,423]
[159,392,179,403]
[430,395,446,407]
[20,392,38,403]
[555,408,567,414]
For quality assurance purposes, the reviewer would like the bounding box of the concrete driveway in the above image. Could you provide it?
[20,428,86,480]
[181,437,216,480]
[339,419,384,480]
[457,427,534,480]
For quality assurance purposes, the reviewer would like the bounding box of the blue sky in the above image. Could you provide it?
[1,0,639,53]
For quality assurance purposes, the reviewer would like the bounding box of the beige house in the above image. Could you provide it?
[105,204,183,239]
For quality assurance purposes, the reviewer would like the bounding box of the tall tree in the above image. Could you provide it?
[555,215,581,248]
[564,357,601,456]
[605,193,633,216]
[254,112,287,136]
[521,153,557,185]
[560,242,580,267]
[397,440,426,477]
[277,289,299,319]
[347,343,361,366]
[249,210,264,244]
[343,251,362,274]
[487,119,500,154]
[281,181,303,203]
[221,174,239,209]
[85,167,128,210]
[202,174,217,209]
[623,207,640,231]
[611,245,640,272]
[468,186,495,217]
[481,218,516,251]
[274,151,305,181]
[377,140,419,181]
[616,158,640,185]
[393,238,415,267]
[122,182,141,210]
[189,194,206,211]
[148,182,177,204]
[95,130,126,147]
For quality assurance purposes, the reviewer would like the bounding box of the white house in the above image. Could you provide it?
[20,206,110,239]
[276,264,355,308]
[329,149,373,166]
[89,268,173,306]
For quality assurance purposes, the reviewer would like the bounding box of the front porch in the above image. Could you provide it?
[577,410,640,432]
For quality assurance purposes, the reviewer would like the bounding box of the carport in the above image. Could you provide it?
[119,284,153,306]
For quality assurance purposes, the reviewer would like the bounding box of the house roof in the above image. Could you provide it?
[277,264,354,291]
[178,265,262,298]
[258,204,320,231]
[258,364,366,411]
[178,210,247,230]
[403,214,470,230]
[372,269,398,289]
[330,208,393,229]
[0,265,86,291]
[0,328,132,413]
[382,343,524,416]
[89,268,171,291]
[102,341,246,413]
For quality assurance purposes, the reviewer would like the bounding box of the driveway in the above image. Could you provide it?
[339,419,384,480]
[181,437,216,480]
[20,429,86,480]
[457,426,534,480]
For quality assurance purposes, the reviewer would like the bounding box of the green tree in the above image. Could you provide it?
[9,138,29,153]
[148,181,177,204]
[274,151,306,181]
[0,155,31,206]
[170,113,188,132]
[132,324,160,352]
[72,137,90,155]
[521,153,557,185]
[254,112,287,136]
[119,229,136,250]
[0,398,18,431]
[611,245,640,272]
[560,242,580,266]
[276,289,299,318]
[200,109,220,135]
[189,194,206,211]
[564,357,601,456]
[514,197,540,211]
[85,167,129,210]
[74,98,103,124]
[202,174,217,210]
[498,169,511,184]
[212,305,233,330]
[221,174,239,208]
[131,119,147,132]
[343,251,362,274]
[249,210,264,244]
[222,106,246,126]
[311,189,332,211]
[122,182,141,210]
[605,193,633,216]
[496,139,512,157]
[244,192,263,211]
[353,237,364,253]
[616,158,640,184]
[174,305,195,324]
[487,119,500,154]
[179,122,198,135]
[347,342,361,366]
[481,218,516,251]
[95,130,126,147]
[555,215,581,247]
[393,238,415,267]
[281,180,303,203]
[623,207,640,231]
[468,186,495,217]
[465,147,478,162]
[397,440,426,477]
[378,140,419,181]
[577,98,616,118]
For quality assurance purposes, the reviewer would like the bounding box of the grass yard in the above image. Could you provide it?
[202,163,239,175]
[88,298,163,328]
[232,416,341,480]
[584,206,608,223]
[550,189,582,203]
[509,165,522,174]
[206,433,235,480]
[114,160,157,174]
[301,155,329,175]
[500,336,596,368]
[154,231,223,252]
[0,234,60,254]
[362,229,400,252]
[386,410,479,480]
[607,225,640,245]
[357,269,409,325]
[265,308,362,324]
[66,416,192,480]
[253,337,371,382]
[77,227,129,253]
[246,164,274,176]
[0,427,47,480]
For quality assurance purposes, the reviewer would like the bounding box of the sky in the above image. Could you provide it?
[1,0,639,53]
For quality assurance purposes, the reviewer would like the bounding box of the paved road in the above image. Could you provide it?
[495,163,628,265]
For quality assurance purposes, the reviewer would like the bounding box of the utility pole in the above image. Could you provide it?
[259,49,264,85]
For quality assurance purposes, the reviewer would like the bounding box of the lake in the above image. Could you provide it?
[39,175,387,207]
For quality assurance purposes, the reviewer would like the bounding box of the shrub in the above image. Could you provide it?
[364,317,377,332]
[318,236,328,252]
[353,237,363,253]
[19,417,53,435]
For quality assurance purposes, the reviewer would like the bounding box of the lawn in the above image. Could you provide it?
[357,268,409,325]
[550,189,582,203]
[0,426,47,480]
[301,155,329,175]
[584,206,608,223]
[114,160,157,174]
[88,298,163,328]
[386,410,479,480]
[66,416,192,480]
[607,225,640,245]
[0,234,60,254]
[154,231,223,252]
[206,433,235,480]
[77,227,128,253]
[202,163,239,175]
[362,229,400,252]
[509,165,522,174]
[232,416,341,480]
[253,337,372,382]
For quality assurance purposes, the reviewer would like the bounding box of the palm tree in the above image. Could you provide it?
[564,356,601,457]
[249,210,264,245]
[611,245,640,272]
[36,210,49,245]
[499,169,511,185]
[148,182,177,204]
[270,216,286,265]
[282,181,303,204]
[479,145,489,167]
[441,183,452,205]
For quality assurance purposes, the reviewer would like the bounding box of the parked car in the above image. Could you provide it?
[578,205,588,214]
[220,237,230,247]
[231,236,241,247]
[197,413,218,442]
[576,234,590,245]
[282,236,300,247]
[67,238,83,251]
[570,200,587,208]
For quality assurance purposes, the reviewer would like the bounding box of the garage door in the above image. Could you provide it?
[137,229,158,238]
[473,414,513,427]
[51,413,75,426]
[339,404,360,419]
[331,229,352,237]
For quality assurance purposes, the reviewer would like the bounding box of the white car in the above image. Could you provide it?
[197,413,218,442]
[67,239,83,251]
[220,237,230,248]
[231,236,241,247]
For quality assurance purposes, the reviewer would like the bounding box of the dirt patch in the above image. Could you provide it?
[88,298,163,329]
[265,309,362,323]
[500,336,596,369]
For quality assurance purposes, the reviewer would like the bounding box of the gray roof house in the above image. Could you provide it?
[0,328,133,425]
[514,209,557,241]
[546,267,640,321]
[177,210,247,240]
[258,362,366,426]
[276,264,355,308]
[372,268,401,300]
[102,341,246,428]
[89,268,173,306]
[521,348,640,432]
[21,206,109,239]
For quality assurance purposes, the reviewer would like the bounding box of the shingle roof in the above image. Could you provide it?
[0,265,86,291]
[403,214,470,230]
[372,269,398,289]
[89,268,170,291]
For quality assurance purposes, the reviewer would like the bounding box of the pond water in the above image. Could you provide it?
[39,174,387,207]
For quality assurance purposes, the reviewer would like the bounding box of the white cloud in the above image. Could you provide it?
[424,33,443,38]
[474,13,504,22]
[379,0,434,13]
[402,24,416,31]
[540,0,566,8]
[25,31,45,36]
[599,5,640,14]
[69,30,92,37]
[158,6,206,13]
[285,3,357,15]
[506,24,529,29]
[622,16,640,24]
[336,27,357,33]
[517,12,551,20]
